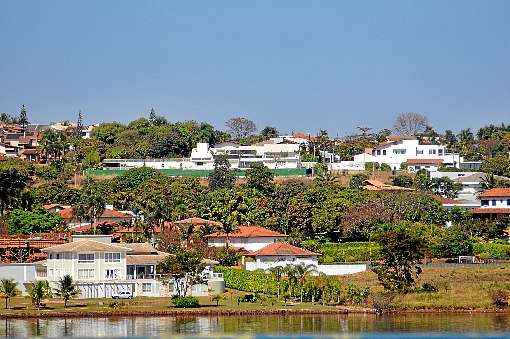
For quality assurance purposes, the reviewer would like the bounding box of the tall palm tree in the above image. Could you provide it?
[293,263,317,302]
[0,278,19,309]
[284,265,298,300]
[268,266,285,300]
[27,280,52,310]
[54,275,80,308]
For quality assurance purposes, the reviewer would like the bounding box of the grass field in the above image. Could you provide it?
[1,265,509,318]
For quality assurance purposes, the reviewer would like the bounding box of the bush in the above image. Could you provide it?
[346,283,370,305]
[216,248,241,266]
[380,163,391,171]
[473,243,510,260]
[372,292,395,315]
[419,282,439,293]
[108,300,125,309]
[214,267,278,294]
[490,289,509,308]
[172,296,200,308]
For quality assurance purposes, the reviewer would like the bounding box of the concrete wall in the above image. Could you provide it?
[207,237,285,252]
[245,260,367,276]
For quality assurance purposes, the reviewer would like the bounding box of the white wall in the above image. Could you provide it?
[245,258,367,276]
[0,264,36,293]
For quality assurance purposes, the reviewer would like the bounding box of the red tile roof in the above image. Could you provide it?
[472,207,510,214]
[248,242,318,257]
[479,188,510,198]
[406,158,443,165]
[59,208,74,219]
[205,226,287,239]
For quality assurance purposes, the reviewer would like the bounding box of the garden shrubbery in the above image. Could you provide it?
[172,296,200,308]
[473,242,510,260]
[215,267,278,294]
[301,241,381,263]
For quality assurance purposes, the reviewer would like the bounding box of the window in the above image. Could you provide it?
[481,200,489,206]
[382,150,386,155]
[377,150,381,155]
[429,149,436,155]
[105,253,121,262]
[438,149,443,155]
[105,269,120,279]
[78,253,94,263]
[393,149,406,154]
[142,283,152,293]
[491,200,497,206]
[78,269,94,279]
[416,150,424,155]
[507,199,510,206]
[49,254,53,259]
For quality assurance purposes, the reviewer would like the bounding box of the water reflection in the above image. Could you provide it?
[0,313,508,337]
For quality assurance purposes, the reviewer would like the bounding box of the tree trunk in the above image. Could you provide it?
[4,297,7,309]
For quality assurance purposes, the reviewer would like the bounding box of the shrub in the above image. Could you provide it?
[302,242,381,263]
[419,282,439,293]
[172,296,200,308]
[473,243,510,260]
[490,289,509,308]
[372,292,395,315]
[216,248,241,266]
[215,267,278,294]
[108,300,125,309]
[380,163,391,171]
[346,283,370,305]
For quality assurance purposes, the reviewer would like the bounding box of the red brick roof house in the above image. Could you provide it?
[244,242,319,271]
[473,188,510,218]
[205,226,287,252]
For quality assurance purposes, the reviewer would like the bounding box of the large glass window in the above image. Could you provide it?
[142,283,152,293]
[105,269,120,279]
[78,253,94,263]
[78,269,94,279]
[393,149,406,154]
[105,253,121,262]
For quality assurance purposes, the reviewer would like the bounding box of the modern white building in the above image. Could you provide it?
[103,139,302,171]
[205,226,288,252]
[40,235,168,298]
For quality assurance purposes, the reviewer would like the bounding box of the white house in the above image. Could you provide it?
[245,242,320,271]
[472,188,510,217]
[244,242,367,276]
[333,138,479,172]
[40,235,169,298]
[205,226,288,252]
[102,139,302,171]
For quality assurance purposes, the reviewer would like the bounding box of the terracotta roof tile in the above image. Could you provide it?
[41,239,132,253]
[479,188,510,198]
[248,242,318,257]
[472,207,510,214]
[205,226,287,239]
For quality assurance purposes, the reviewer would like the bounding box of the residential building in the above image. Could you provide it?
[473,188,510,218]
[205,226,288,252]
[103,140,302,171]
[57,205,135,228]
[244,242,367,276]
[40,235,168,298]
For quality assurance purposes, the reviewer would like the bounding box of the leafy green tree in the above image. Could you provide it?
[393,112,429,136]
[268,266,285,300]
[435,226,474,258]
[82,149,101,168]
[0,279,19,309]
[158,249,205,296]
[40,129,68,162]
[371,223,426,293]
[54,274,80,307]
[0,166,28,215]
[292,263,317,302]
[246,163,274,193]
[481,155,510,177]
[430,177,462,198]
[27,280,52,309]
[208,154,236,190]
[7,208,63,234]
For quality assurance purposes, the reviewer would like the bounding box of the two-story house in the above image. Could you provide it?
[41,235,167,298]
[205,226,288,252]
[473,188,510,218]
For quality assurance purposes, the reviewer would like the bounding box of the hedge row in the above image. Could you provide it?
[473,242,510,260]
[214,266,278,294]
[301,241,381,263]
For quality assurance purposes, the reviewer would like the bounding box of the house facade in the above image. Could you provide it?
[41,235,166,298]
[472,188,510,219]
[102,140,302,171]
[245,242,320,271]
[205,226,288,252]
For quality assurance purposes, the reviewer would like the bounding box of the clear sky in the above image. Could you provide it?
[1,1,509,135]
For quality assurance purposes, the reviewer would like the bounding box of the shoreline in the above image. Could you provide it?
[1,307,509,320]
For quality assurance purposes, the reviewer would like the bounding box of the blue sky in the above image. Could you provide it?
[1,1,509,135]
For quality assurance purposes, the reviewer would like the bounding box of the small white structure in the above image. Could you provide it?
[40,235,168,298]
[244,242,366,276]
[205,226,288,252]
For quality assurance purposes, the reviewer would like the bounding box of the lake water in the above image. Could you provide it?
[1,313,509,338]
